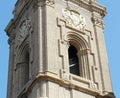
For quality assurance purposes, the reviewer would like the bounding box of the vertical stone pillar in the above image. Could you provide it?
[39,81,47,97]
[45,1,57,72]
[86,50,93,81]
[7,33,15,98]
[33,1,43,75]
[78,49,90,79]
[60,41,70,73]
[92,12,113,93]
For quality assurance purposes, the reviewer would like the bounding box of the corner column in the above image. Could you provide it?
[92,12,113,94]
[7,33,15,98]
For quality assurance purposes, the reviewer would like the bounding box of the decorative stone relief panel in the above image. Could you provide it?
[62,9,86,31]
[15,19,32,48]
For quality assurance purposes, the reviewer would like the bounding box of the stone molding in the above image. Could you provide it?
[12,71,116,98]
[13,0,29,18]
[57,18,87,35]
[67,0,106,17]
[32,0,55,9]
[17,71,108,98]
[13,0,105,23]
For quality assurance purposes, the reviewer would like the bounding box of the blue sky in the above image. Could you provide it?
[0,0,119,98]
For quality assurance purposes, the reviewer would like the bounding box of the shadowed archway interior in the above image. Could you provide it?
[68,44,80,76]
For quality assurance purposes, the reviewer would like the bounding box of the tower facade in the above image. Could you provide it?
[5,0,115,98]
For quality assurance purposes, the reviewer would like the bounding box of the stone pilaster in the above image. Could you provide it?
[7,32,15,98]
[92,12,114,95]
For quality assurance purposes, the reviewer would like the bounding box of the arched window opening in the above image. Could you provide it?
[19,47,30,89]
[23,50,29,85]
[68,45,80,76]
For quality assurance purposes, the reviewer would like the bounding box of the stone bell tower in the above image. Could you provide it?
[5,0,115,98]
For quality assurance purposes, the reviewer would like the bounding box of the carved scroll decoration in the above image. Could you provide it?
[62,9,86,31]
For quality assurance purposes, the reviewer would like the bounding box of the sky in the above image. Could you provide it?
[0,0,119,98]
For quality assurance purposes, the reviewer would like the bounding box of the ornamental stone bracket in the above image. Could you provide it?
[62,9,87,32]
[15,19,33,48]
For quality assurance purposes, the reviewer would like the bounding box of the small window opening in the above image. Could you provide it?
[68,45,80,76]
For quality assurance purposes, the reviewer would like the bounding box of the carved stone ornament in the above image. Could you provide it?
[62,9,86,31]
[15,19,32,48]
[92,17,104,29]
[46,0,54,5]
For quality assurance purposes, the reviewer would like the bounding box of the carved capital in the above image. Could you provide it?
[92,17,104,29]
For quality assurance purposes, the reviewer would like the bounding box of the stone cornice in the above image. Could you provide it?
[17,72,115,98]
[13,0,33,24]
[5,19,15,45]
[5,19,15,37]
[14,0,33,18]
[91,2,106,17]
[5,0,55,40]
[5,0,106,40]
[17,71,103,98]
[5,0,32,39]
[68,0,106,17]
[14,0,54,18]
